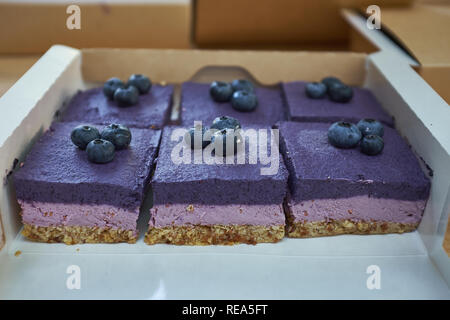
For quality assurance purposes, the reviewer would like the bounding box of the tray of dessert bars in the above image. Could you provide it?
[0,46,448,299]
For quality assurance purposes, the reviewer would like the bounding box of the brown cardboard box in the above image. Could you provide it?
[193,0,413,48]
[347,4,450,104]
[0,1,191,53]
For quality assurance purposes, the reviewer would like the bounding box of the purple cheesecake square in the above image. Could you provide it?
[277,121,430,237]
[282,81,394,127]
[146,125,289,245]
[61,85,173,129]
[152,126,288,205]
[180,82,286,127]
[14,122,161,244]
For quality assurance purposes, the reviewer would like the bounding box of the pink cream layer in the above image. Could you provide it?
[149,203,285,228]
[20,200,139,232]
[285,196,426,224]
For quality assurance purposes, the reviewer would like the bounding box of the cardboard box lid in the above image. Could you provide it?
[373,4,450,66]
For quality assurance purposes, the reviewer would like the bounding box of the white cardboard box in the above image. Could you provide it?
[0,46,448,299]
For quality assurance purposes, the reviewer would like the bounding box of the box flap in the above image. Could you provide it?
[374,4,450,66]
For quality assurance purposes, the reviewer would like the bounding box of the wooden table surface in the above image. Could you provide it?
[0,54,449,256]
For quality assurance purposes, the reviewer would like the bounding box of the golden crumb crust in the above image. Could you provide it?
[145,224,285,245]
[286,218,418,238]
[22,224,137,244]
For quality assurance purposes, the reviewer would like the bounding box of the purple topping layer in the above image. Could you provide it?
[150,203,285,228]
[277,121,430,202]
[61,85,173,129]
[180,82,286,127]
[282,81,394,127]
[14,122,161,209]
[152,126,288,205]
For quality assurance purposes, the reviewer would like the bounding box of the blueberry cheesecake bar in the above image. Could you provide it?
[180,80,286,127]
[146,120,288,245]
[14,122,161,244]
[277,121,430,237]
[62,75,174,129]
[282,77,394,127]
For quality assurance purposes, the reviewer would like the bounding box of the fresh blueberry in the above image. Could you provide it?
[305,82,327,99]
[209,81,233,102]
[357,118,384,137]
[100,124,132,150]
[231,90,258,112]
[103,77,124,100]
[321,76,342,91]
[328,121,362,148]
[184,125,211,149]
[211,128,242,157]
[328,83,354,103]
[360,135,384,155]
[70,125,100,150]
[210,116,241,131]
[113,85,140,106]
[86,139,115,164]
[231,79,254,93]
[127,74,152,94]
